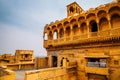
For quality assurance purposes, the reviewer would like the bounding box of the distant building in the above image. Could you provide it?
[15,50,34,63]
[0,50,35,70]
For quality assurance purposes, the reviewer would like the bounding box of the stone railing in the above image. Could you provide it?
[110,27,120,36]
[73,35,80,40]
[0,65,15,80]
[44,27,120,47]
[79,33,88,39]
[66,36,72,41]
[98,30,110,37]
[89,32,98,38]
[59,38,65,42]
[24,67,68,80]
[48,40,53,45]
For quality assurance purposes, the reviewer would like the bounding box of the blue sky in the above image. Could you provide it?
[0,0,113,57]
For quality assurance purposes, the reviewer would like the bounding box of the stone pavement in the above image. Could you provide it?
[15,69,34,80]
[14,68,48,80]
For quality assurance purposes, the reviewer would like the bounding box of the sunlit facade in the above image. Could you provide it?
[43,0,120,80]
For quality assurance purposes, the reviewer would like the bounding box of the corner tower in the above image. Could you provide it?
[67,2,84,17]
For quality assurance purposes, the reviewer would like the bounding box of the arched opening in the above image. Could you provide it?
[70,18,76,24]
[44,33,48,40]
[99,17,109,31]
[90,21,98,32]
[80,22,87,34]
[52,25,56,29]
[53,30,58,40]
[70,6,74,13]
[59,28,64,38]
[57,23,62,28]
[97,10,107,18]
[111,14,120,28]
[109,6,120,15]
[66,27,71,36]
[48,31,53,40]
[78,16,85,22]
[64,21,69,26]
[73,24,78,35]
[87,13,96,19]
[47,27,50,30]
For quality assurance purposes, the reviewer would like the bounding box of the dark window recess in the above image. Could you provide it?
[25,54,28,58]
[87,58,106,68]
[91,22,98,32]
[52,56,57,67]
[70,6,74,13]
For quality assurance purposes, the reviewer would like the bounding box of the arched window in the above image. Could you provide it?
[48,31,53,40]
[78,16,85,22]
[80,22,87,34]
[59,28,64,38]
[57,23,62,28]
[73,24,78,35]
[97,10,107,18]
[86,13,96,19]
[111,14,120,28]
[90,20,98,32]
[109,6,120,15]
[70,18,76,24]
[53,30,58,40]
[66,27,71,36]
[70,6,74,13]
[44,33,48,40]
[64,21,69,26]
[99,17,109,31]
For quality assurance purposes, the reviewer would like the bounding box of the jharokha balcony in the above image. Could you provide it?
[44,27,120,48]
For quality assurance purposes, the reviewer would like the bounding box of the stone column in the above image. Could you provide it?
[63,58,67,68]
[70,24,73,41]
[107,15,112,29]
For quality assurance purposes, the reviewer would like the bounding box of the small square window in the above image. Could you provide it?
[114,60,119,65]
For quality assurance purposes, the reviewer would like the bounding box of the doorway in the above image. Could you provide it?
[52,56,58,67]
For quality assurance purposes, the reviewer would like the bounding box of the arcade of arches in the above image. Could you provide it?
[44,6,120,42]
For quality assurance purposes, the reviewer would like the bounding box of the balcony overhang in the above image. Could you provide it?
[85,67,109,75]
[84,55,109,58]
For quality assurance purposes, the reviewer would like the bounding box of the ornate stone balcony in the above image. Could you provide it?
[44,27,120,48]
[85,67,109,75]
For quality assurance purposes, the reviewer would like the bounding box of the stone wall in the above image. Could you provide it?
[0,66,15,80]
[35,57,48,68]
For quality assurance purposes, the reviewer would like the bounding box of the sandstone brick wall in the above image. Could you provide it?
[35,57,48,68]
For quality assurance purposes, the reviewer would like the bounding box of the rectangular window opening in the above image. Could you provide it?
[87,58,106,68]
